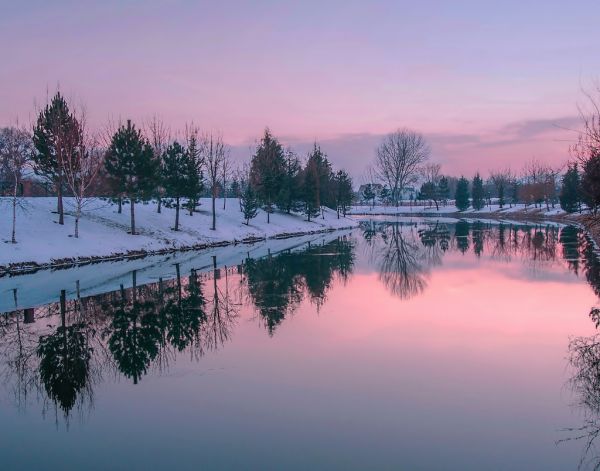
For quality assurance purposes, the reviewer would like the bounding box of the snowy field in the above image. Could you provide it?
[348,203,571,217]
[0,197,358,268]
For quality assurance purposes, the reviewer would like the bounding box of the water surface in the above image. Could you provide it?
[1,218,600,470]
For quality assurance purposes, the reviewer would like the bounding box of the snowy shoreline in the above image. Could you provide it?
[0,197,358,274]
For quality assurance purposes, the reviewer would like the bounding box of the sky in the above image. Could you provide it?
[1,0,599,179]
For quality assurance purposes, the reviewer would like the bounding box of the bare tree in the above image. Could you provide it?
[62,107,103,238]
[0,124,33,243]
[420,162,442,210]
[144,116,171,213]
[221,147,232,210]
[489,168,515,208]
[374,128,430,206]
[201,132,226,230]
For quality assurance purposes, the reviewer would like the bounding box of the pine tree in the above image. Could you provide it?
[249,128,286,223]
[241,183,259,225]
[277,149,302,213]
[162,141,193,231]
[334,170,353,218]
[185,131,204,216]
[105,120,158,235]
[560,163,581,213]
[32,92,81,225]
[301,158,321,221]
[438,176,449,205]
[306,143,333,217]
[582,154,600,215]
[471,173,485,210]
[455,177,470,211]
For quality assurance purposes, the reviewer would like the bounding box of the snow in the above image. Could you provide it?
[0,197,358,267]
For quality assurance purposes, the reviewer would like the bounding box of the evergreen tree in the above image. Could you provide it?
[241,183,259,225]
[363,183,376,208]
[334,170,353,218]
[301,158,321,221]
[249,128,286,223]
[471,173,485,210]
[306,143,334,216]
[105,120,158,235]
[560,163,581,213]
[276,149,302,213]
[582,153,600,215]
[162,141,195,231]
[185,131,204,216]
[32,92,81,225]
[455,177,470,211]
[438,176,449,205]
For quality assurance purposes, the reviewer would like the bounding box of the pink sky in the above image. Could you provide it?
[1,0,599,178]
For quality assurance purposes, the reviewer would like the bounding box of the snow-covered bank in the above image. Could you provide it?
[0,197,358,271]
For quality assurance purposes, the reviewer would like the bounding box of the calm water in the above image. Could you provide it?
[2,218,600,470]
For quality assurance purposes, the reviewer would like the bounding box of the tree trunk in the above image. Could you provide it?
[57,180,64,225]
[157,197,162,214]
[211,191,216,230]
[337,207,340,219]
[130,198,136,235]
[75,199,81,238]
[175,197,180,231]
[118,197,122,214]
[11,182,17,243]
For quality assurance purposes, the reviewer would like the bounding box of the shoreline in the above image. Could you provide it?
[0,225,356,277]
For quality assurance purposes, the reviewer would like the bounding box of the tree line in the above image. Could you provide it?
[0,92,355,242]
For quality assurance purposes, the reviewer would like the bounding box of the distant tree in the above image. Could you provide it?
[32,92,81,225]
[471,173,485,210]
[301,157,321,221]
[250,128,286,223]
[362,183,376,208]
[306,143,334,217]
[421,163,442,210]
[379,186,391,204]
[374,128,430,206]
[490,169,514,209]
[184,126,204,216]
[241,183,259,225]
[438,176,449,205]
[455,177,470,211]
[220,144,232,210]
[162,141,194,231]
[105,120,158,235]
[334,169,353,218]
[0,125,33,243]
[582,153,600,215]
[419,181,440,210]
[276,148,302,213]
[560,163,581,213]
[202,132,226,230]
[144,116,171,213]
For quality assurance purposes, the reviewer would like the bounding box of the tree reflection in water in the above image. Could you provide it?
[243,236,356,334]
[561,226,600,469]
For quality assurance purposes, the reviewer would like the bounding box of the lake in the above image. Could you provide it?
[1,218,600,470]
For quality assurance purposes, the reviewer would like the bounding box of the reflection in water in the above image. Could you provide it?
[2,220,600,470]
[559,226,600,469]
